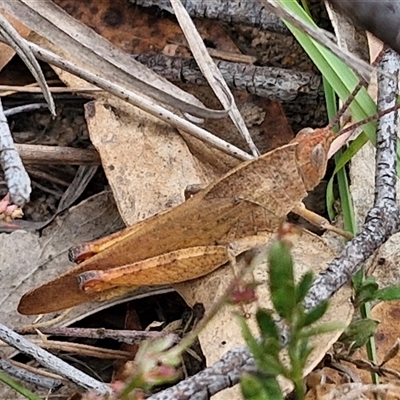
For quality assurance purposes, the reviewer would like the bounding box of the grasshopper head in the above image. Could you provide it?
[291,127,335,191]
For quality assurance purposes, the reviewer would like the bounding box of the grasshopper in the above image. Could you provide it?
[18,125,339,315]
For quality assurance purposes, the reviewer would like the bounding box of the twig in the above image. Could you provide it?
[19,339,132,360]
[0,359,62,390]
[133,53,321,102]
[24,167,70,187]
[25,38,253,161]
[131,0,287,33]
[4,103,49,117]
[20,327,179,345]
[0,323,112,395]
[15,144,100,165]
[0,99,31,206]
[0,85,101,95]
[171,0,259,157]
[146,49,400,400]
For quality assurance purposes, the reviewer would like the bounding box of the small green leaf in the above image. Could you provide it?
[258,354,287,376]
[374,286,400,301]
[241,373,284,400]
[339,319,380,350]
[300,300,329,328]
[295,272,314,304]
[259,337,282,359]
[241,373,269,400]
[256,308,280,342]
[268,241,296,320]
[236,314,262,361]
[298,340,313,364]
[301,322,345,338]
[354,280,379,305]
[354,276,378,292]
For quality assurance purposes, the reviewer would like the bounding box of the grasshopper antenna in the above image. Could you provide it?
[327,48,387,131]
[339,102,400,137]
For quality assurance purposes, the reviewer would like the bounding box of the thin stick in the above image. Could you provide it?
[19,327,178,345]
[0,11,55,116]
[0,359,62,390]
[4,103,49,117]
[0,99,31,206]
[171,0,259,156]
[0,323,112,395]
[15,144,100,165]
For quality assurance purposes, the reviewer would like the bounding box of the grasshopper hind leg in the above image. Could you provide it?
[293,202,353,240]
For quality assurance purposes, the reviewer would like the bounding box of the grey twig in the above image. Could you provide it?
[304,48,400,311]
[0,359,62,390]
[146,49,400,400]
[14,144,100,166]
[133,53,321,102]
[4,103,49,117]
[0,99,31,206]
[130,0,287,34]
[20,327,179,345]
[147,346,255,400]
[0,323,112,395]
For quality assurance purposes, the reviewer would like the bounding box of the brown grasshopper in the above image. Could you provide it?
[18,126,340,315]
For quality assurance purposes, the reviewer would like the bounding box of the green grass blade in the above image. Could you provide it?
[0,371,43,400]
[276,0,400,169]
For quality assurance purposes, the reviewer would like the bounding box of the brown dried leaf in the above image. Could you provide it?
[85,99,209,225]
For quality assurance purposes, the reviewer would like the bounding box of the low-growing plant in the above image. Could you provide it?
[238,231,342,400]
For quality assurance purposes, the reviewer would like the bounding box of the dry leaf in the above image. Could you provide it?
[85,99,208,225]
[343,301,400,400]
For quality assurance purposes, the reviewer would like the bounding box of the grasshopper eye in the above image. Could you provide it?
[310,143,326,171]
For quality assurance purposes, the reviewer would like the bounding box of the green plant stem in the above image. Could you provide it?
[0,371,43,400]
[360,301,379,384]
